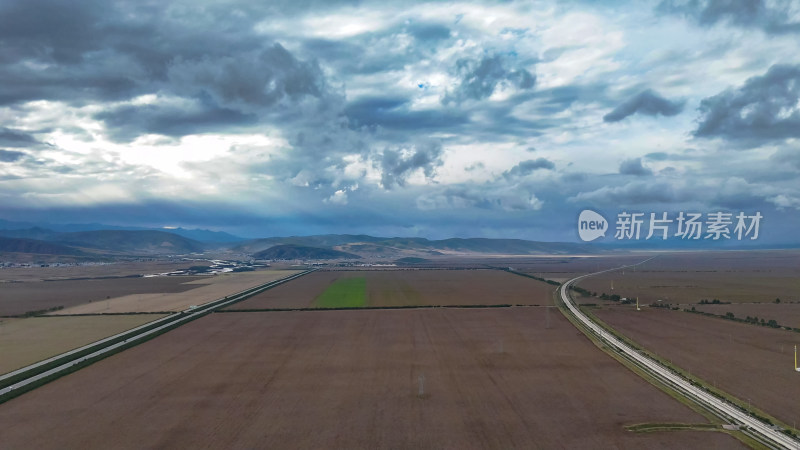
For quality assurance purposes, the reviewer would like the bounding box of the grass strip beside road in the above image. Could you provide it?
[313,277,366,308]
[625,423,722,433]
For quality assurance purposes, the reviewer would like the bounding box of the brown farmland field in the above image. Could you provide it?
[0,260,212,282]
[0,314,164,374]
[513,254,656,284]
[49,270,301,314]
[0,308,741,449]
[226,269,557,310]
[0,276,206,316]
[576,250,800,304]
[592,306,800,427]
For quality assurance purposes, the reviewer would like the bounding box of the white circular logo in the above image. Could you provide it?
[578,210,608,242]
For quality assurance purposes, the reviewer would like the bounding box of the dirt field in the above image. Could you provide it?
[512,254,656,283]
[693,303,800,329]
[0,260,211,282]
[226,269,557,310]
[0,314,164,374]
[51,270,301,314]
[0,276,207,316]
[575,251,800,304]
[0,308,741,449]
[592,306,800,427]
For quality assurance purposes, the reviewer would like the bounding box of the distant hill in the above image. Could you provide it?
[0,220,243,244]
[0,237,84,255]
[0,227,60,241]
[336,243,405,258]
[427,238,595,254]
[252,244,361,260]
[395,257,429,265]
[235,234,385,252]
[160,227,245,243]
[55,230,205,254]
[236,234,596,256]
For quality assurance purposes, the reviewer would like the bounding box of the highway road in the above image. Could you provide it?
[561,262,800,450]
[0,269,315,398]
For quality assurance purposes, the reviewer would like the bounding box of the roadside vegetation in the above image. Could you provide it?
[683,306,798,332]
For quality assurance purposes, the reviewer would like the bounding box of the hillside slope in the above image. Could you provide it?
[0,237,84,255]
[253,244,361,260]
[55,230,205,254]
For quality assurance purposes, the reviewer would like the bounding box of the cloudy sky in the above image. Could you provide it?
[2,0,800,243]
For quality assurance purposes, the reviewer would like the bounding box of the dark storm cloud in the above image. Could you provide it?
[0,149,26,162]
[444,54,536,103]
[94,104,257,142]
[300,20,452,76]
[619,157,653,176]
[658,0,800,34]
[344,97,469,130]
[771,147,800,170]
[0,127,40,147]
[0,0,336,141]
[380,140,444,188]
[503,158,555,178]
[417,185,544,212]
[526,83,612,116]
[0,0,109,65]
[0,56,144,106]
[570,180,691,205]
[0,0,159,105]
[603,89,684,122]
[694,64,800,144]
[1,0,796,244]
[302,39,365,64]
[167,44,327,112]
[92,43,334,142]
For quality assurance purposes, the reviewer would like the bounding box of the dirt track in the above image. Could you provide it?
[0,308,741,449]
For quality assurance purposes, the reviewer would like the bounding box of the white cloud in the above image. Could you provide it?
[325,189,348,205]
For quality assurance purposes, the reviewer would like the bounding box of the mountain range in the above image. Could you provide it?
[0,219,244,243]
[0,227,600,259]
[1,221,789,261]
[233,235,597,257]
[252,244,362,260]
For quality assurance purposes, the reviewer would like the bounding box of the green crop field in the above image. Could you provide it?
[313,277,367,308]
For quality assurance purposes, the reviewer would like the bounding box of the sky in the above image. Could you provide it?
[1,0,800,243]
